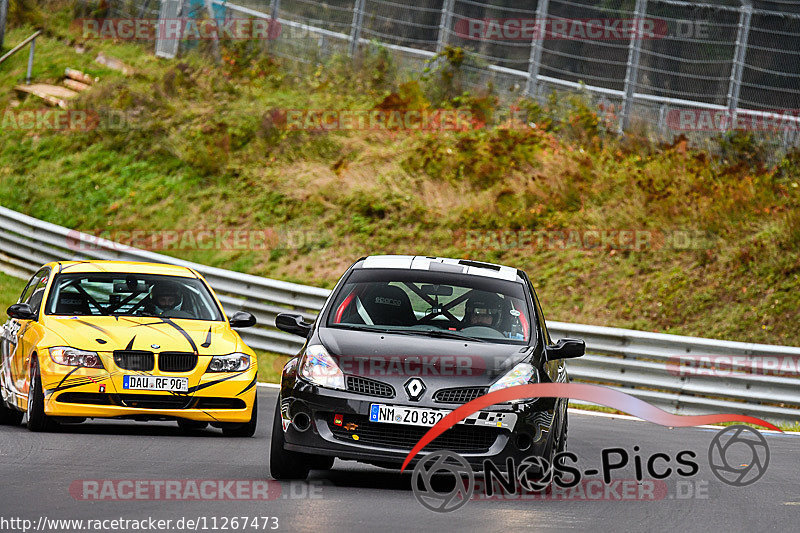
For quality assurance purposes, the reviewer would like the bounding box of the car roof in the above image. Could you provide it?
[48,261,198,278]
[356,255,522,282]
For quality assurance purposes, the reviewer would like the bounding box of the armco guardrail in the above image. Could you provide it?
[1,205,798,424]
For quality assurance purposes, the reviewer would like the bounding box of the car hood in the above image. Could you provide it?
[43,315,242,355]
[317,327,531,386]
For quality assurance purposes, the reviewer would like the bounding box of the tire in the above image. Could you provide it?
[269,401,310,480]
[27,358,56,432]
[177,419,209,432]
[221,397,258,437]
[0,399,24,426]
[557,411,568,455]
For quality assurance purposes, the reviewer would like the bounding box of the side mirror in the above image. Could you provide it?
[229,311,257,328]
[7,303,36,321]
[547,338,585,361]
[275,313,312,338]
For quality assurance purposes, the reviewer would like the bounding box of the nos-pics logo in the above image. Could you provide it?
[411,425,770,513]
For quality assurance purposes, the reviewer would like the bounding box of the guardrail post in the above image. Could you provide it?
[204,0,222,64]
[726,0,752,128]
[155,0,185,59]
[266,0,280,52]
[657,103,668,137]
[25,35,35,84]
[349,0,366,57]
[0,0,8,50]
[436,0,455,54]
[525,0,550,97]
[270,0,280,22]
[782,125,793,152]
[619,0,647,133]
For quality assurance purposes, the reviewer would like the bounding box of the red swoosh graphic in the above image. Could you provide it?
[400,383,780,471]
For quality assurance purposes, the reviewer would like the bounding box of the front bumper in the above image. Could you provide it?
[281,381,557,468]
[42,365,257,423]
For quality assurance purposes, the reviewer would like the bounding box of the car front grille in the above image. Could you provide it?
[194,397,246,409]
[158,352,198,372]
[433,387,487,404]
[113,350,155,371]
[328,414,499,454]
[115,394,194,409]
[56,392,112,405]
[346,376,395,398]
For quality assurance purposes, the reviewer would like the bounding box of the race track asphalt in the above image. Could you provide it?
[0,386,797,532]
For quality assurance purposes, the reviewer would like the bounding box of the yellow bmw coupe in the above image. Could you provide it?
[0,261,259,436]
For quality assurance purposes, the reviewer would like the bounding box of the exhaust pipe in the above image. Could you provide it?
[515,432,532,452]
[292,412,311,432]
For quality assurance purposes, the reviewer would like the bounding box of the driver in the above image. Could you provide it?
[462,291,504,330]
[148,280,188,318]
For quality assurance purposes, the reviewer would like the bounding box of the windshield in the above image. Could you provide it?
[326,269,533,343]
[45,273,224,321]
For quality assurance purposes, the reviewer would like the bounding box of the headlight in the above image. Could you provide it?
[488,362,538,397]
[299,344,345,390]
[207,353,250,372]
[49,347,104,369]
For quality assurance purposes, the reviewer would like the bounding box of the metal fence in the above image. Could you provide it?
[2,206,799,424]
[108,0,800,150]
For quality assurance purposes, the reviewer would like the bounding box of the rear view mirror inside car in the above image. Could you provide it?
[421,284,453,296]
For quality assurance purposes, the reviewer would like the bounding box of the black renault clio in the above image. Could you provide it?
[270,255,584,479]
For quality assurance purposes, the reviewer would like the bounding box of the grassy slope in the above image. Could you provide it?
[1,9,799,349]
[0,273,26,311]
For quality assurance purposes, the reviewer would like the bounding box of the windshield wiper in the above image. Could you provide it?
[398,329,487,343]
[331,324,486,342]
[330,324,418,335]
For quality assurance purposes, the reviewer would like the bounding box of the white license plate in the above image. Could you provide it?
[369,403,518,429]
[123,375,188,392]
[369,404,448,427]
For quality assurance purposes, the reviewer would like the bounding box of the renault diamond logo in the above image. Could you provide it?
[404,378,426,401]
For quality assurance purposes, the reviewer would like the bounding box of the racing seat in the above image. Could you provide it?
[359,284,416,327]
[55,290,91,316]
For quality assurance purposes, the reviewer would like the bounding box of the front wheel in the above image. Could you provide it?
[269,401,310,480]
[27,358,56,432]
[221,397,258,437]
[557,411,568,455]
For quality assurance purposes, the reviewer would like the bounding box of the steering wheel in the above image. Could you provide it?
[459,325,506,339]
